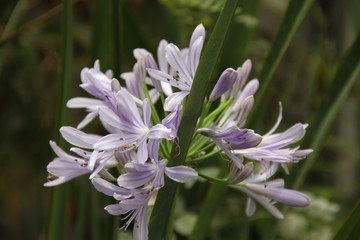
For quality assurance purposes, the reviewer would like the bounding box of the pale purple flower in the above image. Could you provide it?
[105,190,152,240]
[92,177,132,200]
[198,126,262,167]
[94,88,173,163]
[66,60,114,129]
[44,141,91,186]
[59,126,121,178]
[147,24,206,111]
[209,68,238,101]
[230,59,252,98]
[121,52,161,103]
[229,162,310,219]
[232,104,313,163]
[117,159,198,189]
[220,78,259,128]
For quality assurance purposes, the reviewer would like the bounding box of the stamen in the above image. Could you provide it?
[47,174,58,181]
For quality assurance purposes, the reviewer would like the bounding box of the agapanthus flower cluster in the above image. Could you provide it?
[45,24,312,239]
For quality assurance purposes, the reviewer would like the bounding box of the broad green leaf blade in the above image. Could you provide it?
[247,0,315,126]
[334,200,360,240]
[288,33,360,189]
[148,1,239,239]
[46,0,73,239]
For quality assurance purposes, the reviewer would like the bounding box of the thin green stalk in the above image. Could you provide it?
[91,188,101,240]
[198,171,228,185]
[190,156,228,240]
[46,0,73,239]
[74,179,88,240]
[148,1,239,239]
[111,0,122,77]
[203,97,234,128]
[143,81,161,124]
[186,149,221,164]
[89,0,112,239]
[247,0,315,127]
[0,1,81,48]
[0,0,26,74]
[188,142,217,158]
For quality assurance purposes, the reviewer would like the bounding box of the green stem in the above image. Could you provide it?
[46,0,73,239]
[111,0,122,77]
[198,172,228,184]
[187,149,221,164]
[0,0,26,74]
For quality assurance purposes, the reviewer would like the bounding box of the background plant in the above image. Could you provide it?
[0,0,359,239]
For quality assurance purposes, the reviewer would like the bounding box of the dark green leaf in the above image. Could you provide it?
[334,200,360,240]
[148,0,239,239]
[247,0,315,127]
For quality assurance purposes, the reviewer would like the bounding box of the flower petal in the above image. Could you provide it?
[77,111,99,129]
[67,97,104,109]
[91,177,131,198]
[149,124,172,139]
[245,184,310,207]
[165,166,198,183]
[210,68,237,101]
[164,91,189,111]
[60,126,100,149]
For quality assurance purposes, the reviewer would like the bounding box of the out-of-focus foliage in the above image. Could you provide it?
[0,0,359,239]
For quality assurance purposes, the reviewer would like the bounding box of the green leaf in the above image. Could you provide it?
[262,33,360,240]
[89,1,114,239]
[46,0,73,239]
[247,0,315,127]
[288,33,360,189]
[148,0,239,239]
[334,200,360,240]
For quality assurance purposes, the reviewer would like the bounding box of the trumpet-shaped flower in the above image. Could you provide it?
[147,24,205,111]
[229,162,310,218]
[94,88,172,163]
[44,141,91,186]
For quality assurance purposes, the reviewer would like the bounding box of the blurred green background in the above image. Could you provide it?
[0,0,359,239]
